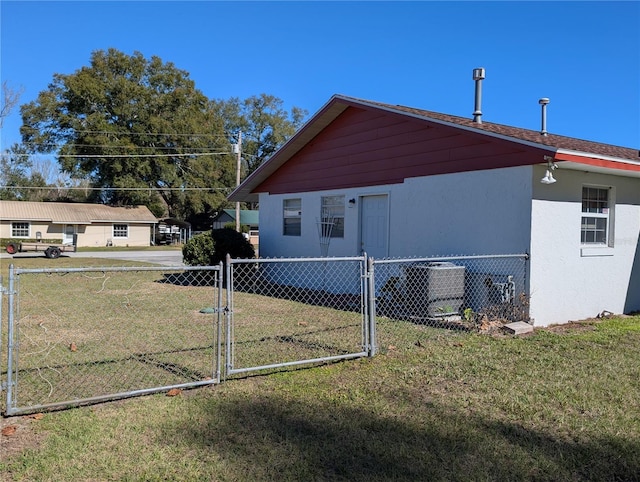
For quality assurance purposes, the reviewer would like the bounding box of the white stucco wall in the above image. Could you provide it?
[258,189,362,258]
[258,166,534,260]
[257,164,640,326]
[391,167,533,257]
[530,165,640,326]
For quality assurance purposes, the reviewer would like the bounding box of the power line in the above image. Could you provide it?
[55,129,234,138]
[0,185,232,191]
[35,143,232,151]
[55,151,231,159]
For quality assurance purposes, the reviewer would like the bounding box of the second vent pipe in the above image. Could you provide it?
[539,98,550,136]
[472,68,486,124]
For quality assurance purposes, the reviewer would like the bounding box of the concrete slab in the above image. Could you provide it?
[504,321,534,335]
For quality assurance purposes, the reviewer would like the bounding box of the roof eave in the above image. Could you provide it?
[555,149,640,178]
[228,95,353,202]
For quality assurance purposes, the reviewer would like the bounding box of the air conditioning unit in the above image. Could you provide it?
[465,273,515,312]
[403,262,465,318]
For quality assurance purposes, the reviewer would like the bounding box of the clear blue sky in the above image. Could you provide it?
[1,1,638,153]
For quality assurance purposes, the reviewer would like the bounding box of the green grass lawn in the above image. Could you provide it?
[1,258,639,481]
[2,314,639,480]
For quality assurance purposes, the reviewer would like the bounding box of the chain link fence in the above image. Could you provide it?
[225,256,371,377]
[2,265,222,416]
[371,254,529,349]
[1,254,529,415]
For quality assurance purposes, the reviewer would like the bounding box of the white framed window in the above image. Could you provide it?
[321,195,345,238]
[581,186,613,246]
[11,222,30,238]
[113,224,129,238]
[283,198,302,236]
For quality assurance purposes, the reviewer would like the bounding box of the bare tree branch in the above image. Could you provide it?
[0,81,24,128]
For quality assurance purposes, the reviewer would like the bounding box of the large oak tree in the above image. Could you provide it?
[20,49,236,221]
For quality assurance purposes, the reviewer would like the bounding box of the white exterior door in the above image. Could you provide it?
[359,195,389,259]
[63,225,76,245]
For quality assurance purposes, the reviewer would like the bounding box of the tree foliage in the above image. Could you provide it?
[20,49,235,220]
[212,93,307,177]
[0,144,46,200]
[19,49,307,226]
[1,144,93,202]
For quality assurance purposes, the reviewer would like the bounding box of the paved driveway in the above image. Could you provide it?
[1,250,184,267]
[68,250,185,266]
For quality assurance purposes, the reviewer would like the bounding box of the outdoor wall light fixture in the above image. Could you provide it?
[541,156,558,185]
[348,198,356,207]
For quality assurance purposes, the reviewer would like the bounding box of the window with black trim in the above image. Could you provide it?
[283,198,302,236]
[113,224,129,238]
[11,222,29,237]
[581,186,612,245]
[321,195,345,238]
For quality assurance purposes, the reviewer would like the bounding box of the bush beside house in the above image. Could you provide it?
[182,228,255,266]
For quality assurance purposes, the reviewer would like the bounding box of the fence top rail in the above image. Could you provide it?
[12,264,222,275]
[372,253,529,265]
[228,256,366,265]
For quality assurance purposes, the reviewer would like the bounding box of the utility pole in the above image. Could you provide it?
[235,131,242,232]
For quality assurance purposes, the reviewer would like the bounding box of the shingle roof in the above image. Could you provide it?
[0,201,158,224]
[353,97,638,161]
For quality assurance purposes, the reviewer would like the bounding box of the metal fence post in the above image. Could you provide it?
[225,254,233,378]
[216,261,223,383]
[360,254,369,354]
[5,265,16,415]
[367,256,377,357]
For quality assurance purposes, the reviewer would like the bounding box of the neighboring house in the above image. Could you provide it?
[212,209,259,245]
[229,94,640,326]
[0,201,158,247]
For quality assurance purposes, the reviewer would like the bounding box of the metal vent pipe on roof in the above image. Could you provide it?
[539,98,550,136]
[472,67,485,124]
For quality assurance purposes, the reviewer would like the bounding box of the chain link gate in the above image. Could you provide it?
[3,264,223,416]
[224,256,374,378]
[1,253,529,416]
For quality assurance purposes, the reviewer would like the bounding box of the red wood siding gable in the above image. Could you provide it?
[254,106,551,195]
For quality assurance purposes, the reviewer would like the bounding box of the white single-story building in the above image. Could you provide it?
[229,95,640,326]
[0,201,158,247]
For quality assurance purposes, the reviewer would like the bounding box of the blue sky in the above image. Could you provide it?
[1,1,638,153]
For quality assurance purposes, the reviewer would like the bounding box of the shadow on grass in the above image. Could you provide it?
[155,270,220,286]
[166,394,640,481]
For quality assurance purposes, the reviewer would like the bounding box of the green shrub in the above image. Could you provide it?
[182,232,215,266]
[182,228,255,266]
[223,221,249,233]
[210,228,255,264]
